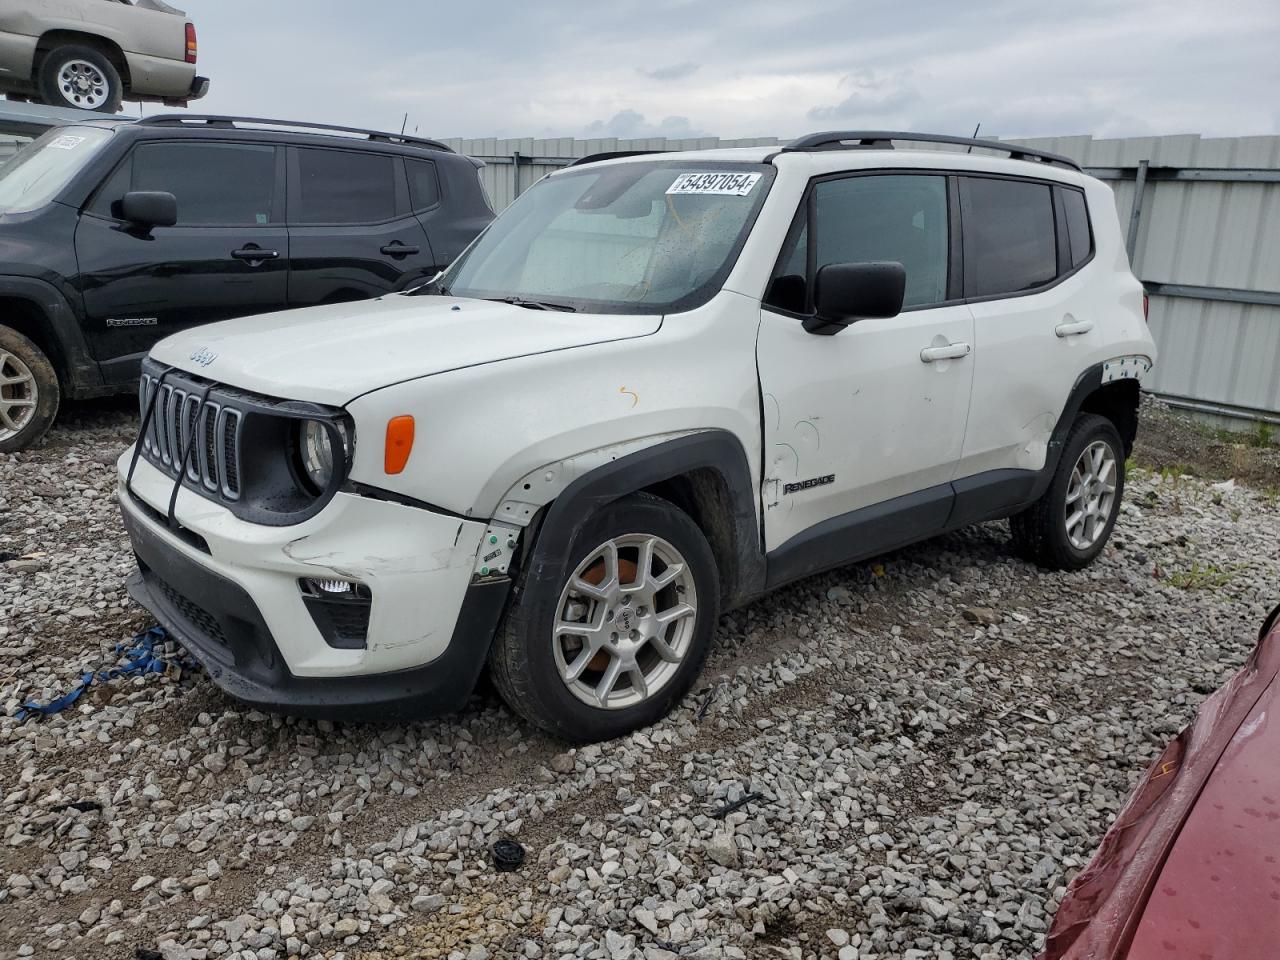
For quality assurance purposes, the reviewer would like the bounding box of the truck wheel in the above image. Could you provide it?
[1010,413,1126,571]
[490,492,720,742]
[38,45,123,113]
[0,327,60,453]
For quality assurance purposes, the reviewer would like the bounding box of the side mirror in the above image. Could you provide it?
[806,261,906,335]
[120,191,178,229]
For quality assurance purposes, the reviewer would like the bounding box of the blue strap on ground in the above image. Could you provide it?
[16,626,197,721]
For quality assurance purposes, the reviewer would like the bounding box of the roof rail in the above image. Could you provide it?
[782,131,1081,172]
[135,114,454,153]
[568,150,667,167]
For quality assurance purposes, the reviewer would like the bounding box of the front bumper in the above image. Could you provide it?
[117,451,509,718]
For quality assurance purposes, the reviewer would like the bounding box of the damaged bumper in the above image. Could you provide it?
[116,451,509,718]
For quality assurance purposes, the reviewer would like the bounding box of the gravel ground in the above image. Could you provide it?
[1,397,1278,960]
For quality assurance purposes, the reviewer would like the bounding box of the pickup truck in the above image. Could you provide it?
[0,0,208,113]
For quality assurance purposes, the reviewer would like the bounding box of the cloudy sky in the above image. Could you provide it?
[173,0,1279,142]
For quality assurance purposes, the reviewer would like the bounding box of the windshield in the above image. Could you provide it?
[434,161,774,314]
[0,126,114,216]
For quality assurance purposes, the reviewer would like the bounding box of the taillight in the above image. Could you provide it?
[185,23,197,63]
[1143,292,1149,321]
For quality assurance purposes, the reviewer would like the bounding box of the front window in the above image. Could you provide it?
[0,126,114,215]
[434,161,774,314]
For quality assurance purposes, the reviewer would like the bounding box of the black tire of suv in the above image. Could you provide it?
[489,492,720,743]
[1010,413,1126,571]
[38,45,123,114]
[0,326,60,454]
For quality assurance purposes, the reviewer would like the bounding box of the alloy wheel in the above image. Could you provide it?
[553,533,698,710]
[0,349,37,442]
[1064,439,1118,550]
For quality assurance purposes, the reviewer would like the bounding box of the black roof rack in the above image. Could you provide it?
[568,150,667,167]
[136,114,454,153]
[782,131,1081,172]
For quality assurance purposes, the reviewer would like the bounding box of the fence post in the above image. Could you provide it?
[1125,158,1149,263]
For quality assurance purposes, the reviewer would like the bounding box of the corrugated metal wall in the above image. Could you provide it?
[456,132,1280,421]
[1008,134,1280,421]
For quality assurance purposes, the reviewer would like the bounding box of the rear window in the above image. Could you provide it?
[961,177,1058,298]
[295,148,397,224]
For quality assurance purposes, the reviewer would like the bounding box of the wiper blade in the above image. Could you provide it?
[491,296,577,313]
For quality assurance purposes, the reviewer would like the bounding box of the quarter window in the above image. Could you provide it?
[295,148,397,224]
[961,177,1057,297]
[406,159,441,209]
[99,141,277,226]
[1061,187,1093,267]
[766,174,950,312]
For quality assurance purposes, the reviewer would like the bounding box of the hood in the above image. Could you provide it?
[149,294,662,406]
[1125,666,1280,958]
[1040,605,1280,960]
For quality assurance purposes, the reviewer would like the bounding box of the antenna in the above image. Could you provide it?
[400,112,408,135]
[967,123,981,153]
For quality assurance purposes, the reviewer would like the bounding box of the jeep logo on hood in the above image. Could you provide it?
[189,347,218,367]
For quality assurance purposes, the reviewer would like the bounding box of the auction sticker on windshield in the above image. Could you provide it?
[667,172,762,196]
[48,135,87,150]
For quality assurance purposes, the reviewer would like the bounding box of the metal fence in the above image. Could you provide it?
[452,133,1280,424]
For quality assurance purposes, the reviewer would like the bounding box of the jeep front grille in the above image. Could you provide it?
[139,373,243,502]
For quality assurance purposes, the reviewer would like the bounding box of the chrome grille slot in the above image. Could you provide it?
[183,394,201,480]
[157,384,173,465]
[218,408,242,500]
[168,388,186,471]
[200,402,220,491]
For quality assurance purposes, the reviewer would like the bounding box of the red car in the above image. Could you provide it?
[1042,602,1280,959]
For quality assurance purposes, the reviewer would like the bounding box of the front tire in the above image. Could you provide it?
[490,492,720,742]
[0,326,60,453]
[38,45,123,113]
[1010,413,1125,570]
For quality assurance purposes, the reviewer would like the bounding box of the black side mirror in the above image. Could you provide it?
[805,261,906,335]
[120,191,178,229]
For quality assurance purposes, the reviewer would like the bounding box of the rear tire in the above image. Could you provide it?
[489,492,719,742]
[38,44,123,113]
[0,326,60,453]
[1010,413,1125,570]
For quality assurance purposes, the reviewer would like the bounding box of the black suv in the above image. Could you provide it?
[0,114,493,451]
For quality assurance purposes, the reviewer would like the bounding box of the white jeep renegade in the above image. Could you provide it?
[117,131,1156,741]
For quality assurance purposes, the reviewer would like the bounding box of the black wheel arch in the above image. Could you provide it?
[519,430,766,612]
[1030,361,1143,503]
[0,277,103,398]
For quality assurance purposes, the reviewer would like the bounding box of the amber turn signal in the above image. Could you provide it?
[384,416,415,474]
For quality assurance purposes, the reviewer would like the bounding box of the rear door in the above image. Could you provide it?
[955,175,1096,482]
[285,145,436,307]
[74,138,288,384]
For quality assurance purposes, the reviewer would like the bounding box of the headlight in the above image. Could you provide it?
[298,419,337,493]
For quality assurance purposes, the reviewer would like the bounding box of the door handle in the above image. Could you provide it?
[1055,319,1094,337]
[919,342,972,363]
[380,242,420,258]
[231,246,279,263]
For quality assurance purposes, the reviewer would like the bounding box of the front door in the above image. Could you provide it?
[75,139,288,385]
[756,172,975,558]
[286,146,436,307]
